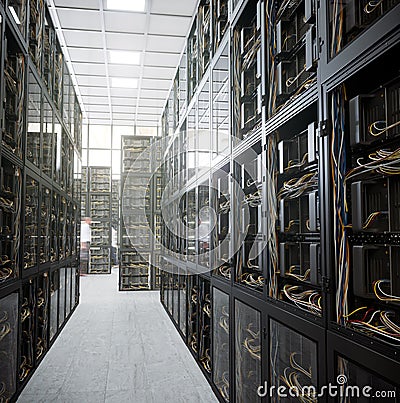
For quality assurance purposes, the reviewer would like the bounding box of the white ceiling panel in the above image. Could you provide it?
[73,63,107,76]
[54,0,99,9]
[106,33,145,51]
[136,115,160,122]
[87,112,111,120]
[88,119,113,125]
[79,86,109,97]
[57,9,101,31]
[144,52,180,68]
[140,89,168,99]
[63,30,104,48]
[83,96,110,105]
[142,66,175,80]
[137,107,163,115]
[104,11,147,33]
[112,106,136,114]
[141,78,172,91]
[111,120,135,127]
[137,98,166,108]
[69,48,104,63]
[147,35,184,53]
[111,97,138,106]
[113,113,136,120]
[107,65,141,78]
[76,75,108,87]
[151,0,196,17]
[109,88,138,98]
[148,15,189,37]
[85,104,110,113]
[53,0,197,125]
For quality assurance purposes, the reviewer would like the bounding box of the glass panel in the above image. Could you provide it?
[235,144,264,292]
[53,44,63,112]
[58,267,66,325]
[188,18,198,100]
[1,158,22,283]
[270,320,318,402]
[212,164,231,279]
[63,68,70,126]
[51,192,59,263]
[0,292,18,401]
[40,186,51,265]
[187,275,198,354]
[173,273,179,324]
[65,267,71,317]
[58,197,67,260]
[71,267,77,310]
[213,288,229,402]
[187,104,197,180]
[198,183,211,268]
[37,273,49,361]
[29,0,44,72]
[42,98,53,179]
[187,189,197,263]
[27,70,41,167]
[198,78,211,176]
[4,40,25,158]
[179,273,187,336]
[43,19,55,97]
[20,282,35,382]
[179,47,187,118]
[199,279,212,376]
[50,270,59,340]
[235,300,261,403]
[54,118,62,182]
[337,356,396,403]
[24,176,39,270]
[212,42,230,161]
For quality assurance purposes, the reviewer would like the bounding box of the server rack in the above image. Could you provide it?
[159,0,400,402]
[119,135,160,290]
[88,167,112,274]
[0,1,82,401]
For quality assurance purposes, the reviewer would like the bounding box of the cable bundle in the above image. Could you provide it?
[345,307,400,345]
[331,85,349,325]
[266,135,279,298]
[282,284,322,315]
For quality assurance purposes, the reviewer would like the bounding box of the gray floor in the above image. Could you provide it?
[18,268,218,403]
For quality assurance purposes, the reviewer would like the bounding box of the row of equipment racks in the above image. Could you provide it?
[159,0,400,402]
[0,0,83,401]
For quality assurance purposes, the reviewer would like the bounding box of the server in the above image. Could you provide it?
[159,0,400,402]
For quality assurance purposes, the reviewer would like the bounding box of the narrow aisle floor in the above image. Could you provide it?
[18,269,218,403]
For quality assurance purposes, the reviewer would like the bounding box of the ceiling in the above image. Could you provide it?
[47,0,198,127]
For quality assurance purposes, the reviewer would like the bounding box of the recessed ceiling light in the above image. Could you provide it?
[111,78,138,88]
[109,50,140,65]
[106,0,145,12]
[9,6,21,24]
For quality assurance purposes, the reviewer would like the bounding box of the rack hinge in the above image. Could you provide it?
[263,327,267,339]
[322,276,330,292]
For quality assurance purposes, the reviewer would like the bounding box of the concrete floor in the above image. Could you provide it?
[18,268,218,403]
